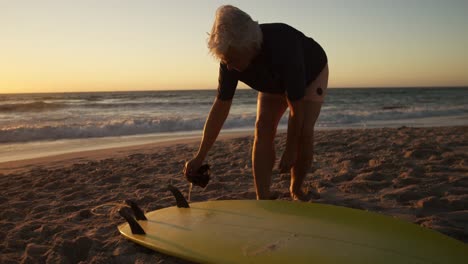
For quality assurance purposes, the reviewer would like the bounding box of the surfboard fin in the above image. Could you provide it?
[119,207,146,235]
[167,185,190,208]
[125,200,147,221]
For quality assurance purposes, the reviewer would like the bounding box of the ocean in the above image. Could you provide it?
[1,87,467,162]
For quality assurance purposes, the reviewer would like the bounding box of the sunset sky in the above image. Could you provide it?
[1,0,467,94]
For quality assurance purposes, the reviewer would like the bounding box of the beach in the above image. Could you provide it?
[1,126,467,263]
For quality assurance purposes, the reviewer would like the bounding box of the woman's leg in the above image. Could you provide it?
[289,102,322,200]
[290,64,329,200]
[253,92,288,200]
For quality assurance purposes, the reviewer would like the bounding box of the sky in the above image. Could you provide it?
[1,0,467,94]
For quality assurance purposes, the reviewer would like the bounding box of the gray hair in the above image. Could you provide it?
[207,5,262,59]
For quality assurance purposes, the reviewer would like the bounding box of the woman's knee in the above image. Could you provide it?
[254,119,277,143]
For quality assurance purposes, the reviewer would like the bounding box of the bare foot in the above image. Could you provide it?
[269,191,280,200]
[256,190,280,200]
[290,188,320,201]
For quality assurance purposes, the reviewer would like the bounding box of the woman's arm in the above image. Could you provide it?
[184,97,232,176]
[195,97,232,160]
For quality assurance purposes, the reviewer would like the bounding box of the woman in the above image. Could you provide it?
[184,5,328,201]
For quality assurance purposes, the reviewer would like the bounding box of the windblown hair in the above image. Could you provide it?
[207,5,262,59]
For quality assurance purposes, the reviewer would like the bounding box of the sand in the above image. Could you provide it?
[0,126,467,263]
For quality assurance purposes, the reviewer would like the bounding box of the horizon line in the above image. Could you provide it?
[1,85,467,95]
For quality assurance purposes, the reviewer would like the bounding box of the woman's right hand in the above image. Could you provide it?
[184,156,204,177]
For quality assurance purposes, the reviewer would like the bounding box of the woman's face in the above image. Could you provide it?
[220,46,254,72]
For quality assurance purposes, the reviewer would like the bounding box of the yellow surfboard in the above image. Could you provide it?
[118,199,467,263]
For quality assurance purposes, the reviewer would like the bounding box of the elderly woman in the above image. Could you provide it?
[184,5,328,201]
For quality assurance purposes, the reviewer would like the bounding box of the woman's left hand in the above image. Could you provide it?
[279,147,298,173]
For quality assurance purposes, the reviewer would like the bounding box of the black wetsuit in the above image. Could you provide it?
[217,23,328,101]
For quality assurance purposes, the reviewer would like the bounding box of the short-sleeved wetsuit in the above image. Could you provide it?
[217,23,328,101]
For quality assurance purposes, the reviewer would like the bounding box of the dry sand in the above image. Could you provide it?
[0,126,467,263]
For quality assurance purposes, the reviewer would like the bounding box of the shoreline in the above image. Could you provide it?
[0,129,254,174]
[3,121,468,173]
